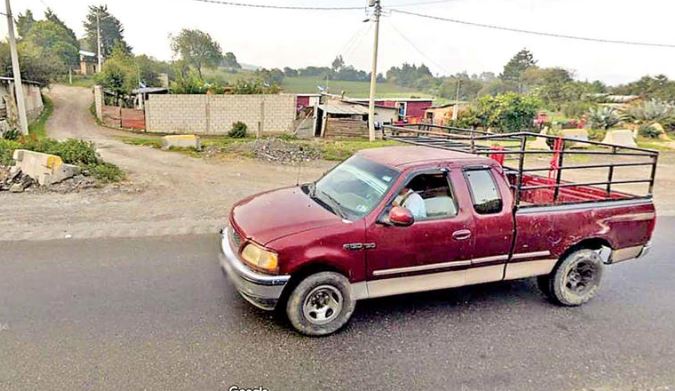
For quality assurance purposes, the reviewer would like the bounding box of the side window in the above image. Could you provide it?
[465,169,503,215]
[395,173,457,220]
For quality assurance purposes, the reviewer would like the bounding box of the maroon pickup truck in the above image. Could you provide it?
[219,129,657,336]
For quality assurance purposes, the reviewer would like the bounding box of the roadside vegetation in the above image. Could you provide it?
[0,136,124,183]
[27,95,53,138]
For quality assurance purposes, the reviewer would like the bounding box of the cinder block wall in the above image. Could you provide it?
[145,94,296,135]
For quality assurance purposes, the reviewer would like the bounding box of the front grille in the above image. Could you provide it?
[229,228,242,248]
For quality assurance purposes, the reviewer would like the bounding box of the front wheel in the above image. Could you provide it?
[540,249,604,306]
[286,272,356,336]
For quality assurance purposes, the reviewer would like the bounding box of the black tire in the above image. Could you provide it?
[536,274,552,298]
[545,249,604,306]
[286,272,356,336]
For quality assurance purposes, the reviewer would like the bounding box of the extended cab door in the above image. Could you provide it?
[461,166,515,283]
[364,168,474,298]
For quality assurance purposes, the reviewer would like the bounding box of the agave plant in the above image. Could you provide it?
[588,106,621,130]
[622,99,674,125]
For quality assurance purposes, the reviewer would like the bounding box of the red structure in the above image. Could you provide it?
[348,98,433,123]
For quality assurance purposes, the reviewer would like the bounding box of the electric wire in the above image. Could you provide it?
[390,8,675,48]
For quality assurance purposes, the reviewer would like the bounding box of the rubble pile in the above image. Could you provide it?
[0,165,97,194]
[0,167,35,193]
[247,138,320,164]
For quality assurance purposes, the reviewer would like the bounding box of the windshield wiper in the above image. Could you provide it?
[317,190,348,219]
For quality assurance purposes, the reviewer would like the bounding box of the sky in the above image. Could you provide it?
[2,0,675,85]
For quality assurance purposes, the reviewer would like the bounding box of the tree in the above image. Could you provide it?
[283,67,298,77]
[331,55,344,72]
[170,29,223,79]
[95,43,139,101]
[23,19,80,70]
[83,5,132,57]
[45,8,77,45]
[473,92,541,132]
[522,67,576,109]
[222,52,241,70]
[16,10,36,38]
[500,49,537,86]
[0,41,60,85]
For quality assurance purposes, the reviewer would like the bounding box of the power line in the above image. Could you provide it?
[192,0,364,11]
[387,0,457,7]
[386,19,450,76]
[390,8,675,48]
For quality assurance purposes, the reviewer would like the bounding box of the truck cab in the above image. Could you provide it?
[220,144,656,336]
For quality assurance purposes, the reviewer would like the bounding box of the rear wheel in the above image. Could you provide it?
[286,272,355,336]
[540,249,604,306]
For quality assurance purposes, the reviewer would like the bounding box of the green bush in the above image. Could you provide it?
[473,92,542,132]
[2,128,20,141]
[588,128,606,141]
[639,124,663,139]
[588,106,620,130]
[228,121,248,138]
[0,139,21,166]
[562,101,596,119]
[87,162,125,183]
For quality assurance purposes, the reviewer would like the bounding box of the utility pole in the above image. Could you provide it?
[96,10,103,72]
[452,78,461,121]
[4,0,28,135]
[367,0,381,142]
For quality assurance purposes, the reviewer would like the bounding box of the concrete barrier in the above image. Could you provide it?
[161,135,201,150]
[12,149,80,186]
[561,129,589,148]
[601,129,638,148]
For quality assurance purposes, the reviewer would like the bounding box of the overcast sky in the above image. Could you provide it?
[3,0,674,85]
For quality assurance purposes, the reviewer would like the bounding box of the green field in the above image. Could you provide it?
[201,69,433,99]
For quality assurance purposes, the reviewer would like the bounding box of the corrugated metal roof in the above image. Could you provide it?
[318,103,370,115]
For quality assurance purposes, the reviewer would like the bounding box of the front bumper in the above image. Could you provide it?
[219,227,290,310]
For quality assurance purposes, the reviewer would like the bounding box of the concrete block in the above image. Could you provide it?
[601,129,638,148]
[561,129,589,148]
[529,127,550,150]
[12,149,81,186]
[161,135,201,150]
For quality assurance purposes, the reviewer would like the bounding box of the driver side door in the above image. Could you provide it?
[364,169,474,298]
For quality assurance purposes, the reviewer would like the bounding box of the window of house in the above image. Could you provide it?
[397,173,457,220]
[465,169,503,214]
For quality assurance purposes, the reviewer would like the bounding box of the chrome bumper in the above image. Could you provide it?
[610,241,652,264]
[219,228,290,310]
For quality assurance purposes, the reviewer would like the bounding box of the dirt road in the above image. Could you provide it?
[0,85,330,241]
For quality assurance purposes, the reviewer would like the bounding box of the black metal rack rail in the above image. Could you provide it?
[382,123,659,208]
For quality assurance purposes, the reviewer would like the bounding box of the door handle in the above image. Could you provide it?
[452,229,472,241]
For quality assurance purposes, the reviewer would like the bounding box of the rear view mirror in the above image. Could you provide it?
[389,206,414,227]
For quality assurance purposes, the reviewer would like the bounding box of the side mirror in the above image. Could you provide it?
[389,206,414,227]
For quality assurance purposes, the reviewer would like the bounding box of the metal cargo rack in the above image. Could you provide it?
[382,123,659,208]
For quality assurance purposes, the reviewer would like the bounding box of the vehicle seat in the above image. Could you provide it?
[424,196,457,218]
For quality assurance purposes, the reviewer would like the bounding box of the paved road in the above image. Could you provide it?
[2,220,675,391]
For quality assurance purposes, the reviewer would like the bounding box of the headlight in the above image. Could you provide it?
[241,242,279,273]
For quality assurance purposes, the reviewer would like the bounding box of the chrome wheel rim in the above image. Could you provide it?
[302,285,343,325]
[565,260,598,296]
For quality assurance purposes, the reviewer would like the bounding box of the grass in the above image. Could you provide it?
[68,75,96,88]
[201,68,433,99]
[28,96,53,138]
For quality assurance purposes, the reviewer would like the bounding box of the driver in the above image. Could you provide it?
[394,187,427,219]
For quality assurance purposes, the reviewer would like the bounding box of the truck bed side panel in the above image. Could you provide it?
[513,200,656,259]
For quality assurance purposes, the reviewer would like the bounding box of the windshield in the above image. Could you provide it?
[308,155,399,220]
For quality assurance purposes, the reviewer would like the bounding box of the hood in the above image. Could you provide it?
[230,186,341,245]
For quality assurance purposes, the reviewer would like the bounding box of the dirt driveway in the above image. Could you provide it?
[0,85,331,241]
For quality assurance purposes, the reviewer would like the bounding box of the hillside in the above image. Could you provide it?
[201,68,433,99]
